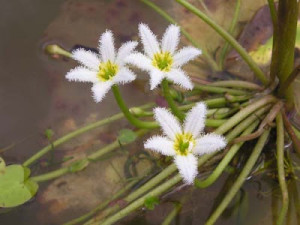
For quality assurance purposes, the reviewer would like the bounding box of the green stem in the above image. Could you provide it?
[31,130,148,182]
[85,103,268,224]
[161,202,182,225]
[272,0,298,108]
[218,0,241,70]
[140,0,219,71]
[210,108,239,120]
[112,85,158,129]
[292,125,300,139]
[194,84,248,95]
[31,167,69,182]
[112,85,224,128]
[194,105,271,188]
[278,65,300,97]
[87,102,273,224]
[96,154,214,225]
[215,95,276,134]
[24,96,231,168]
[225,105,271,141]
[175,0,268,85]
[23,103,154,167]
[206,129,271,225]
[209,80,263,91]
[204,95,250,108]
[161,79,185,121]
[276,113,289,225]
[100,176,182,225]
[267,0,278,28]
[195,120,260,188]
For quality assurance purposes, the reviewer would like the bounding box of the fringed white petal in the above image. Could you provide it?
[113,67,136,84]
[161,24,180,54]
[184,103,207,138]
[174,154,198,184]
[144,135,175,156]
[72,49,100,70]
[149,69,165,90]
[116,41,138,66]
[165,69,193,90]
[66,66,98,83]
[154,107,182,140]
[125,53,152,71]
[194,134,227,155]
[91,81,113,103]
[99,30,116,62]
[173,47,201,67]
[139,23,160,57]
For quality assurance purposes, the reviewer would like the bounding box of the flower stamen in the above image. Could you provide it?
[174,133,195,156]
[97,61,119,81]
[152,51,173,72]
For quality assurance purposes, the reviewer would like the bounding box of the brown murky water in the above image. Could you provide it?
[1,0,300,225]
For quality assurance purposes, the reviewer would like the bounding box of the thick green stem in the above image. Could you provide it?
[195,105,271,188]
[225,105,271,141]
[195,120,259,188]
[273,0,298,107]
[204,95,250,108]
[140,0,219,71]
[209,80,263,91]
[215,95,276,134]
[112,85,158,129]
[23,103,154,167]
[267,0,278,28]
[194,84,249,95]
[276,113,289,225]
[161,79,185,121]
[206,129,271,225]
[218,0,241,69]
[278,65,300,97]
[175,0,268,85]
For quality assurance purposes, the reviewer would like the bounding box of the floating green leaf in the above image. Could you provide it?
[118,129,137,145]
[144,196,159,210]
[69,159,89,173]
[0,165,39,208]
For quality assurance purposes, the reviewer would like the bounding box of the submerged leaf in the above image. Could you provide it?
[118,129,137,145]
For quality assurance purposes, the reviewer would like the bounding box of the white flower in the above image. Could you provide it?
[126,23,201,90]
[144,103,226,184]
[66,30,138,102]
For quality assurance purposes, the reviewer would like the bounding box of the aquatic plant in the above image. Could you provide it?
[1,0,300,225]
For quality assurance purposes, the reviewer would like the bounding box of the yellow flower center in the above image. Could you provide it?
[174,133,195,156]
[152,51,173,72]
[97,61,119,81]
